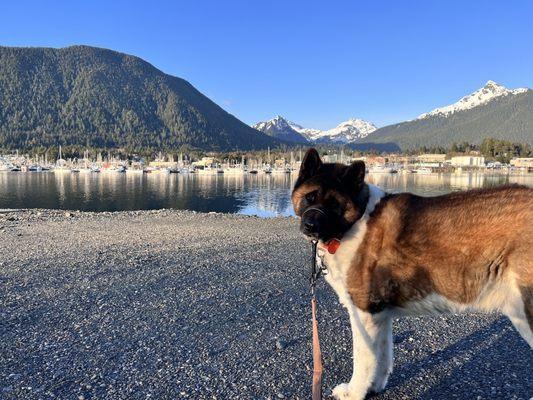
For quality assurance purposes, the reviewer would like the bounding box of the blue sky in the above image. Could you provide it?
[1,1,532,129]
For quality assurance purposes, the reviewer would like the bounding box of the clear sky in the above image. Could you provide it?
[1,0,532,129]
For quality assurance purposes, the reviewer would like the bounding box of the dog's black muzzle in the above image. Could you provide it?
[301,207,329,239]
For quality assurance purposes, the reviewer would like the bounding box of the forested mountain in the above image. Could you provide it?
[0,45,281,151]
[356,82,533,151]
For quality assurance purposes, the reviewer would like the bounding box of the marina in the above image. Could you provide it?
[1,149,532,215]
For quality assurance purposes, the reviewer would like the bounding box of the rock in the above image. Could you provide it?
[275,339,287,350]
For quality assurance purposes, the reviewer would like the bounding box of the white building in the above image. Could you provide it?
[417,154,447,163]
[450,155,485,167]
[510,158,533,168]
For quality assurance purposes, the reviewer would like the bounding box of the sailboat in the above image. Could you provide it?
[54,145,69,172]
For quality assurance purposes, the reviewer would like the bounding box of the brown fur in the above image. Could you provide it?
[346,186,533,313]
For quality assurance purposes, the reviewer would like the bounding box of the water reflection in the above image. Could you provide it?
[367,173,531,196]
[0,171,532,216]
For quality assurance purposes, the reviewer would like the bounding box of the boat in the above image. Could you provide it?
[414,167,432,174]
[271,166,291,174]
[180,166,195,174]
[196,166,223,175]
[368,165,395,174]
[223,166,245,175]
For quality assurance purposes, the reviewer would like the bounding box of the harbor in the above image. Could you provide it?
[1,147,533,176]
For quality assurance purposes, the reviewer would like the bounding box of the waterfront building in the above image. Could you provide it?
[510,158,533,168]
[417,154,447,163]
[450,155,485,167]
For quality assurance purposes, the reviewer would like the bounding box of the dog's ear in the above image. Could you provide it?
[342,161,365,189]
[298,148,322,181]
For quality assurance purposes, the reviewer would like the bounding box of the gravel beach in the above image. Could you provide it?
[1,209,532,400]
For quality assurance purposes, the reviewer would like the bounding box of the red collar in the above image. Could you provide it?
[320,238,341,254]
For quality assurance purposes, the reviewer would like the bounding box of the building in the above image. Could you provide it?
[417,154,447,163]
[365,156,388,165]
[450,155,485,167]
[510,157,533,168]
[193,157,216,167]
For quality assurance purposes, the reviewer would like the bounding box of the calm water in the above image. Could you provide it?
[1,171,532,217]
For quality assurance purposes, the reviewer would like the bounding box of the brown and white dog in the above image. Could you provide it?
[292,148,533,400]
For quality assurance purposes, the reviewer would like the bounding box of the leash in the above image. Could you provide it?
[310,240,326,400]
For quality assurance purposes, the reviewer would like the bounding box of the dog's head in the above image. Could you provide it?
[292,148,369,241]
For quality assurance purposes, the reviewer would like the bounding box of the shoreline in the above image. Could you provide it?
[1,210,532,399]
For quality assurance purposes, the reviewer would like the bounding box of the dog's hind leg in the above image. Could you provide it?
[332,306,392,400]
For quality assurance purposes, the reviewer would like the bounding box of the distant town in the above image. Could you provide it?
[1,138,532,175]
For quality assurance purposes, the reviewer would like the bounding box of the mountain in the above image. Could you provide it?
[0,45,282,151]
[312,118,377,143]
[253,116,377,144]
[252,115,308,143]
[417,80,528,119]
[286,121,321,140]
[356,81,533,150]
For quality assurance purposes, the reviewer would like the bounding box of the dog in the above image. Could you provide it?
[292,148,532,400]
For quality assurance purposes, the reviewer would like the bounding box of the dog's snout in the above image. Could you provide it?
[301,208,327,238]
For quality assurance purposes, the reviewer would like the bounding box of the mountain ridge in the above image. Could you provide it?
[417,80,528,119]
[256,81,532,150]
[253,116,377,144]
[356,83,533,150]
[0,45,282,151]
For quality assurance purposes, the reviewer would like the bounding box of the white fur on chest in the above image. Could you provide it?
[319,184,385,308]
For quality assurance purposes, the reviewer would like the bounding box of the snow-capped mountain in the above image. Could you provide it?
[253,116,377,144]
[314,118,377,143]
[252,115,308,143]
[357,80,532,151]
[418,80,528,119]
[286,121,322,139]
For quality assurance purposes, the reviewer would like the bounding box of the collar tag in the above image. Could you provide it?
[324,238,341,254]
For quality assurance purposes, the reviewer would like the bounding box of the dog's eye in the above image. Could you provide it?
[305,191,317,203]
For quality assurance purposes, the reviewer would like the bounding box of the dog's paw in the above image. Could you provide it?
[331,383,364,400]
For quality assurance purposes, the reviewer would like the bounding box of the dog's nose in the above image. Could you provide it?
[304,220,317,231]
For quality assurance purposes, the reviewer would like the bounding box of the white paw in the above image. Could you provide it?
[331,383,364,400]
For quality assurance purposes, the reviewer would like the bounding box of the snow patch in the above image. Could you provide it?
[253,116,377,144]
[418,80,529,119]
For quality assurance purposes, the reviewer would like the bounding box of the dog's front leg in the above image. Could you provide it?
[332,306,393,400]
